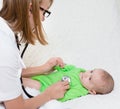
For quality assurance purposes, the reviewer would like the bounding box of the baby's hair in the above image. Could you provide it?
[95,69,114,94]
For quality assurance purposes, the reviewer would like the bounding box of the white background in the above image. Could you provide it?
[23,0,120,108]
[0,0,120,109]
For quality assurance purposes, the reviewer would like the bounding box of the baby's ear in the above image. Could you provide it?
[88,90,96,95]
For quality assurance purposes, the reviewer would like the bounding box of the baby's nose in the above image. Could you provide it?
[84,73,90,78]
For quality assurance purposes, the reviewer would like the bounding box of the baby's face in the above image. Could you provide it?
[80,69,104,92]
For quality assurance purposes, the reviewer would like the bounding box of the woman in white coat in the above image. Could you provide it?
[0,0,69,109]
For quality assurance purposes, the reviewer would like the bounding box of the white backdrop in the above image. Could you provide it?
[23,0,120,72]
[22,0,120,108]
[0,0,120,109]
[0,0,2,9]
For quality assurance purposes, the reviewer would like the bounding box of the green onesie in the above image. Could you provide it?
[32,65,89,102]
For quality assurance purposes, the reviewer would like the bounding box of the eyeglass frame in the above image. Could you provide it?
[39,7,51,18]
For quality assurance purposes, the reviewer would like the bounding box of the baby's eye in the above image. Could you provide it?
[91,70,93,73]
[89,77,91,80]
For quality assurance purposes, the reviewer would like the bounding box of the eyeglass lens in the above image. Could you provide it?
[40,7,51,18]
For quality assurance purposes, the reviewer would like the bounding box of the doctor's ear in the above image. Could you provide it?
[28,9,32,16]
[29,9,32,16]
[29,2,32,14]
[30,9,32,13]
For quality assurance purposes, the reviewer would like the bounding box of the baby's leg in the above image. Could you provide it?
[22,77,41,90]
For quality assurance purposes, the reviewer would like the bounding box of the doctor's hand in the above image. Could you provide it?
[43,57,65,74]
[44,81,69,100]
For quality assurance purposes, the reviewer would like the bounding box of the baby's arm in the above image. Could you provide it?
[22,77,41,90]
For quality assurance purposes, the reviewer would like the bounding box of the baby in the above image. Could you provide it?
[23,65,114,102]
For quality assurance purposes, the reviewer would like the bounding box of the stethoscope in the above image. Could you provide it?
[61,76,71,83]
[15,34,33,98]
[15,34,71,98]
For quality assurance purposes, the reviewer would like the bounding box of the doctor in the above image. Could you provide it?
[0,0,69,109]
